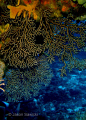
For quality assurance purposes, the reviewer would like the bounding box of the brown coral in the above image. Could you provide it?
[4,55,53,102]
[0,15,45,68]
[0,10,86,75]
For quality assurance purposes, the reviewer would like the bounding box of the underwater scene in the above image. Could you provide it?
[0,0,86,120]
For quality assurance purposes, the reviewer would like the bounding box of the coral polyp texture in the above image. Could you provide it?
[1,15,45,68]
[0,0,86,101]
[4,55,53,102]
[1,12,86,72]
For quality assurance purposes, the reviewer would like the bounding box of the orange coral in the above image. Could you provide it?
[7,0,39,20]
[61,0,77,12]
[70,1,77,7]
[41,0,55,5]
[7,0,59,20]
[62,5,69,12]
[23,0,32,4]
[0,44,2,50]
[41,0,57,9]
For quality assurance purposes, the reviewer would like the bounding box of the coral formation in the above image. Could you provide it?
[0,23,10,50]
[0,60,5,92]
[0,0,86,106]
[0,15,45,68]
[4,55,53,102]
[61,0,77,12]
[7,0,39,20]
[0,9,86,74]
[0,23,10,36]
[6,0,79,21]
[0,0,86,102]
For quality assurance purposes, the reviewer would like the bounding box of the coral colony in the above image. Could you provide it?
[0,0,86,101]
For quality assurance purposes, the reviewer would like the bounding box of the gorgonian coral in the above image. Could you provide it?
[4,55,53,102]
[0,0,86,76]
[0,15,46,68]
[6,0,63,20]
[0,9,86,75]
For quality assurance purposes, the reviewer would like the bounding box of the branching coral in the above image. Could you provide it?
[0,15,45,68]
[0,23,10,50]
[0,0,86,105]
[6,0,63,21]
[0,9,86,75]
[4,55,53,102]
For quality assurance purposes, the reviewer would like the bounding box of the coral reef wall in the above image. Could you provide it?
[0,0,86,101]
[4,55,53,102]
